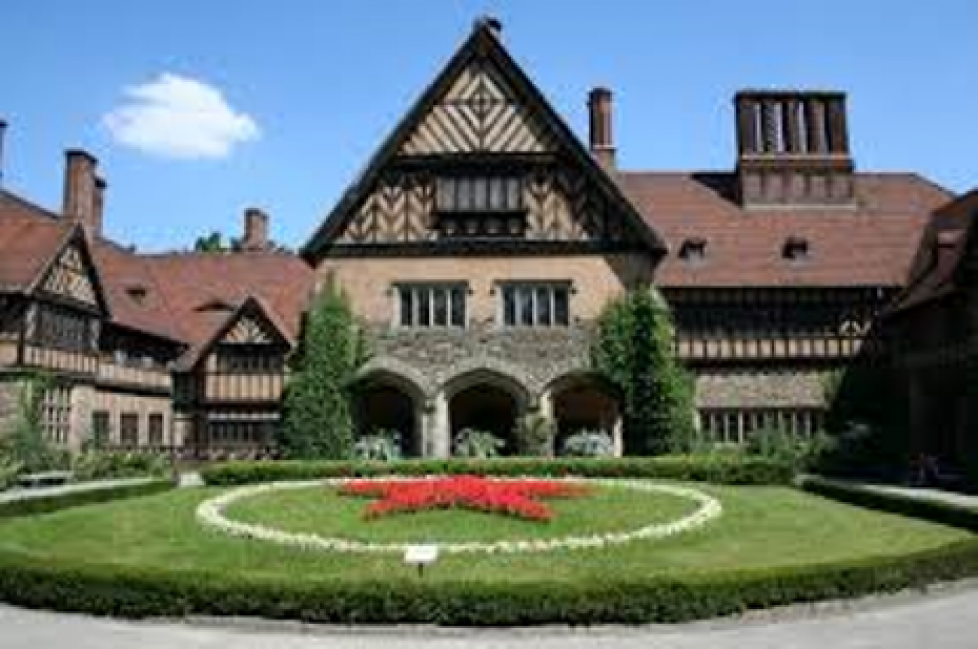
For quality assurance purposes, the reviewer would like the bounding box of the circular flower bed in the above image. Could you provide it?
[196,477,723,555]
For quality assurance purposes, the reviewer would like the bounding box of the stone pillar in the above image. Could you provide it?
[612,414,624,457]
[426,392,451,458]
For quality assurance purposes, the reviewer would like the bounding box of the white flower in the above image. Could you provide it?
[195,478,723,556]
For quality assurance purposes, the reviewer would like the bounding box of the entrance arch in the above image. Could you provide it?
[545,373,621,454]
[352,370,425,457]
[444,369,530,456]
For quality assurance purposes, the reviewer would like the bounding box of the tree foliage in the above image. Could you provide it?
[591,285,694,455]
[1,372,61,473]
[279,286,366,459]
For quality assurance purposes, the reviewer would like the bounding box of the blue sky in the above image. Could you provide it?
[1,1,976,252]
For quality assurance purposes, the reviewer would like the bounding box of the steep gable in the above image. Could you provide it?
[400,57,558,156]
[303,20,663,259]
[40,240,98,307]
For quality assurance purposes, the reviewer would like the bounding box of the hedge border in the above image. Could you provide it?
[200,456,794,487]
[0,479,176,519]
[0,537,976,625]
[799,475,978,533]
[0,472,975,625]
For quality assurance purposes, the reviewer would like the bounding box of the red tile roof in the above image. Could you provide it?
[0,188,316,366]
[616,172,954,288]
[0,191,70,292]
[889,189,978,314]
[142,251,315,364]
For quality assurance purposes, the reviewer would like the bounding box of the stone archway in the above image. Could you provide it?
[351,369,426,457]
[442,368,531,456]
[543,372,621,455]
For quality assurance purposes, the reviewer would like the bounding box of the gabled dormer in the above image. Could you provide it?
[303,17,663,260]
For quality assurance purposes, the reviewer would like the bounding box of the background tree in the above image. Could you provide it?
[1,372,59,472]
[592,285,694,455]
[279,285,366,459]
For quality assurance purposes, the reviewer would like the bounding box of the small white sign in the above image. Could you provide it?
[404,544,439,568]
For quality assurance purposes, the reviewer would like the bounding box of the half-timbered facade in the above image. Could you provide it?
[0,18,964,459]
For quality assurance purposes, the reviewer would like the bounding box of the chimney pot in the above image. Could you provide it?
[242,207,269,251]
[63,149,102,234]
[588,87,616,170]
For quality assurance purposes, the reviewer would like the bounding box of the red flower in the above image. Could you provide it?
[338,476,588,522]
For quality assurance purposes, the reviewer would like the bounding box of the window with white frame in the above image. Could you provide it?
[499,282,571,327]
[396,283,467,328]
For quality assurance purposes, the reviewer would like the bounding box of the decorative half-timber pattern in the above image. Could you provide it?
[336,167,636,246]
[41,243,97,307]
[400,59,558,156]
[223,316,276,345]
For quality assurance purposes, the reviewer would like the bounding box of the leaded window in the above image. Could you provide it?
[435,175,526,239]
[41,385,71,445]
[91,410,111,447]
[500,283,571,327]
[396,283,467,328]
[33,303,94,352]
[119,413,139,447]
[148,413,165,446]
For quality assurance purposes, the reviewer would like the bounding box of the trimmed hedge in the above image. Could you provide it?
[799,476,978,533]
[0,479,175,519]
[200,456,795,487]
[0,536,977,624]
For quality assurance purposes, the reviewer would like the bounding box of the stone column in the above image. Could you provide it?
[426,392,451,458]
[611,414,624,457]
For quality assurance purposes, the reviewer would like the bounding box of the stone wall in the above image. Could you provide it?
[693,366,831,409]
[363,322,592,399]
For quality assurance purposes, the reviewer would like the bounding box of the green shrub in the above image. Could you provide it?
[0,479,174,519]
[71,451,171,482]
[0,373,67,474]
[200,455,795,486]
[280,285,367,459]
[352,430,402,462]
[799,476,978,533]
[745,429,836,472]
[513,413,555,457]
[560,430,614,457]
[0,536,976,624]
[592,285,694,455]
[452,429,505,459]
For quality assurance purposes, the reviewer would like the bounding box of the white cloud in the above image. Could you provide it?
[103,73,259,160]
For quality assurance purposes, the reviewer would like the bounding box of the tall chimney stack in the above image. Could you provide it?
[734,90,854,207]
[63,149,103,235]
[588,87,616,170]
[241,207,269,251]
[0,119,7,188]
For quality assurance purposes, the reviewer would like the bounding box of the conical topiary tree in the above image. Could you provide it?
[592,284,694,455]
[280,285,367,459]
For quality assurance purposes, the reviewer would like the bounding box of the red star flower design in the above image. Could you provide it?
[339,475,589,522]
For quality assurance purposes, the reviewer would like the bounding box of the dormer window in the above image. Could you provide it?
[435,175,526,239]
[783,236,810,262]
[126,285,148,304]
[679,238,707,264]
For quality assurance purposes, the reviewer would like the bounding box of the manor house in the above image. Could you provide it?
[0,18,959,458]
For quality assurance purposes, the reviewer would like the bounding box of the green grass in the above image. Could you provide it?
[225,483,694,542]
[0,481,969,584]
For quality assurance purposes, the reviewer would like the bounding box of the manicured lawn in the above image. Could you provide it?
[225,481,695,542]
[0,481,969,584]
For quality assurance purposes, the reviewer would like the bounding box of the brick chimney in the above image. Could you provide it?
[63,149,104,235]
[241,207,269,251]
[735,90,854,207]
[0,119,7,188]
[588,87,616,170]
